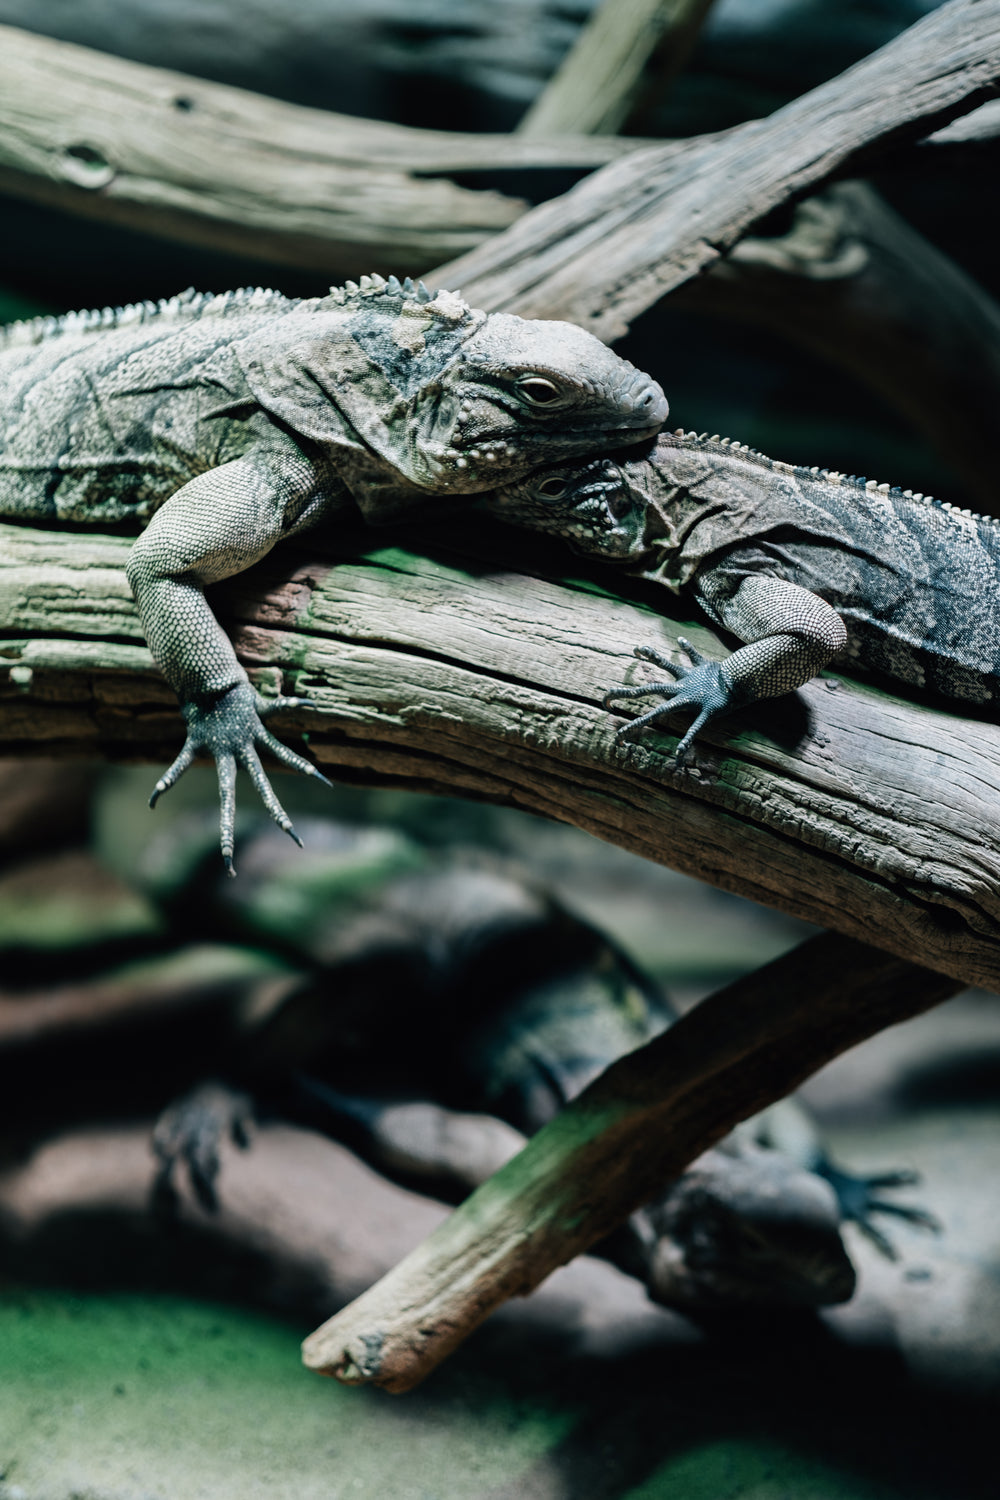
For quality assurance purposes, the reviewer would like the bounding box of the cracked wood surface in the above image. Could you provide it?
[1,8,997,301]
[3,519,1000,991]
[433,0,1000,338]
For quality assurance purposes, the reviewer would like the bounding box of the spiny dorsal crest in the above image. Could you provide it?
[0,285,294,350]
[671,427,999,531]
[325,273,472,326]
[0,274,471,353]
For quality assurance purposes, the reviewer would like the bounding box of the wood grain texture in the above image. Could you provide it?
[4,519,1000,990]
[0,24,642,277]
[302,932,960,1389]
[434,0,1000,337]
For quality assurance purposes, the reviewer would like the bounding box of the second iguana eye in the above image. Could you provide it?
[535,476,569,500]
[516,376,563,406]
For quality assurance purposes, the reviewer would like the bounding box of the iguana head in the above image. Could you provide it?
[640,1144,856,1312]
[407,307,668,491]
[486,440,684,555]
[236,276,667,494]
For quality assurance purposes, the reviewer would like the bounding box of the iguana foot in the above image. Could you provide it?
[817,1160,941,1260]
[149,681,332,874]
[152,1080,255,1214]
[604,639,737,762]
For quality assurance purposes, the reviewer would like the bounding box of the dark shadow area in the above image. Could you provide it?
[891,1041,1000,1111]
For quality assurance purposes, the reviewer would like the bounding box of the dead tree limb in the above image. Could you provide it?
[0,8,995,299]
[433,0,1000,337]
[4,519,1000,990]
[302,933,960,1390]
[510,0,1000,516]
[0,24,642,277]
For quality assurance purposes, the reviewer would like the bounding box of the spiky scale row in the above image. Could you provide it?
[329,272,436,305]
[0,285,299,350]
[0,275,465,353]
[669,425,1000,536]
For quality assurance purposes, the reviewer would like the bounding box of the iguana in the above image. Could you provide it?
[0,277,666,868]
[135,814,933,1310]
[486,429,999,757]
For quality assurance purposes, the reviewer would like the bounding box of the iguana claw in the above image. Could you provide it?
[604,638,738,761]
[149,681,331,874]
[817,1160,941,1261]
[152,1080,255,1214]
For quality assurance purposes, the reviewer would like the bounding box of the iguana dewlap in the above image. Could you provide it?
[488,429,1000,757]
[0,277,667,866]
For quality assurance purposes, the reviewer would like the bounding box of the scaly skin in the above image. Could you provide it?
[0,277,667,869]
[488,429,1000,757]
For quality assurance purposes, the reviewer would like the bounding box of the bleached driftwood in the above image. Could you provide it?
[435,0,1000,337]
[0,23,641,276]
[0,2,997,304]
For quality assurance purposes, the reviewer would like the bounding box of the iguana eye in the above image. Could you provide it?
[534,476,569,500]
[516,376,563,406]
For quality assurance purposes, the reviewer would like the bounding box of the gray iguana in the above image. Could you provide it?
[487,429,999,757]
[0,277,666,868]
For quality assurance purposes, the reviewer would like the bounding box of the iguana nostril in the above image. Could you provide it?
[622,381,668,425]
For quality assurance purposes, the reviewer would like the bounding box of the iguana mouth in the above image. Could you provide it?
[451,412,663,456]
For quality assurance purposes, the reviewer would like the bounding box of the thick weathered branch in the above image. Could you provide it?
[0,10,995,300]
[4,519,1000,990]
[0,24,642,277]
[302,933,960,1389]
[433,0,1000,337]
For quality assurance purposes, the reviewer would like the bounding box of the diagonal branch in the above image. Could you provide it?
[432,0,1000,337]
[302,932,961,1390]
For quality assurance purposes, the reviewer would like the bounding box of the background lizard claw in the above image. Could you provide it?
[816,1160,942,1260]
[152,1080,256,1214]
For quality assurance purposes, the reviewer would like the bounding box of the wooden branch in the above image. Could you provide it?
[0,24,644,278]
[516,0,716,137]
[5,519,1000,990]
[926,95,1000,143]
[677,180,1000,513]
[302,932,960,1389]
[0,13,993,307]
[432,0,1000,337]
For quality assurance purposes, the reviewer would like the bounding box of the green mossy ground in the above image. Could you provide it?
[0,1289,573,1500]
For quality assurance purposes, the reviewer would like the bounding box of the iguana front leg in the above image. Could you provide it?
[126,444,337,873]
[605,575,847,760]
